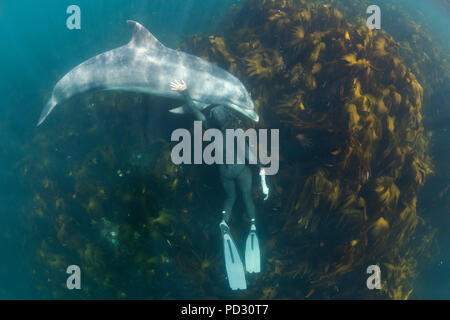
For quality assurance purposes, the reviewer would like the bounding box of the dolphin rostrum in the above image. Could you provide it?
[37,20,258,126]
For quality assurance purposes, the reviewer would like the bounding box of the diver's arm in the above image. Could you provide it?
[259,168,269,200]
[170,80,207,123]
[248,144,269,201]
[245,143,269,200]
[243,134,270,200]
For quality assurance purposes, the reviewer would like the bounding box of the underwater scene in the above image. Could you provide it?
[0,0,449,300]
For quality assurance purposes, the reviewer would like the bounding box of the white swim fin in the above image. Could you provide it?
[220,220,247,290]
[245,222,260,273]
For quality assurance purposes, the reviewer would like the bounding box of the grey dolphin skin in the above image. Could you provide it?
[37,20,258,126]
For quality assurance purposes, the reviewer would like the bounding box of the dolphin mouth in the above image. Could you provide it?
[247,111,259,122]
[228,103,259,122]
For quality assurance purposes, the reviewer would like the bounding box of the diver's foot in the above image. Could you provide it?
[221,210,231,224]
[220,219,230,235]
[245,218,260,274]
[250,218,256,231]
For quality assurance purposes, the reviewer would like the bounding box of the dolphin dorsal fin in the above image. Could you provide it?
[127,20,163,49]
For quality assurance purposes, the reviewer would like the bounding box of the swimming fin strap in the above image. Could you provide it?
[220,220,247,290]
[245,222,261,273]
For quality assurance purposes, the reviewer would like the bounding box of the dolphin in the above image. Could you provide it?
[37,20,258,126]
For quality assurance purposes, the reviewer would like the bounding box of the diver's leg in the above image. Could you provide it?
[237,166,256,221]
[218,165,247,290]
[220,166,236,223]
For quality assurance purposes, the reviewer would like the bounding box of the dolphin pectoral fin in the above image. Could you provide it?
[197,102,210,110]
[169,102,210,114]
[169,105,188,114]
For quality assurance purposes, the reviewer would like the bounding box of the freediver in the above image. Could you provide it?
[170,80,269,290]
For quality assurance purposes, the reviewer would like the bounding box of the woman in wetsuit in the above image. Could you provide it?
[170,79,267,289]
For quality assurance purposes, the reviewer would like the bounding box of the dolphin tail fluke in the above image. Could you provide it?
[37,97,57,127]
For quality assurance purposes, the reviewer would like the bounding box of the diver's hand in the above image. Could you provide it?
[170,80,187,91]
[260,168,269,200]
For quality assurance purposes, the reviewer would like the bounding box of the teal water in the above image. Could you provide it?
[0,0,448,299]
[0,0,240,299]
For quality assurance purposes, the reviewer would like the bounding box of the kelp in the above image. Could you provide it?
[179,0,437,299]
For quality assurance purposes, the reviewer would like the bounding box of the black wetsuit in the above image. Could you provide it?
[181,90,256,223]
